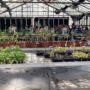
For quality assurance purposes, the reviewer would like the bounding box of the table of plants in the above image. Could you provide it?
[0,45,90,65]
[0,31,85,48]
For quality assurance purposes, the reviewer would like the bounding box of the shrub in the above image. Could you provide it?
[72,51,88,59]
[0,46,26,64]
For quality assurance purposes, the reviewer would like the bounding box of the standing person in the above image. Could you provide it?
[62,25,68,35]
[70,24,76,41]
[39,27,44,32]
[84,27,90,40]
[61,25,69,40]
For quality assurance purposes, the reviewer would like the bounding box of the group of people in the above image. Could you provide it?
[33,24,90,40]
[8,23,90,41]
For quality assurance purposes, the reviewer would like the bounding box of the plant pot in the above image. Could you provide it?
[37,42,42,48]
[82,58,90,61]
[41,41,49,48]
[51,58,63,62]
[30,42,37,48]
[24,41,31,48]
[66,50,72,55]
[0,42,3,47]
[16,41,26,48]
[66,41,72,47]
[75,58,82,61]
[58,52,65,55]
[60,41,66,47]
[75,40,85,47]
[44,53,50,58]
[52,41,60,47]
[63,58,75,62]
[36,52,44,56]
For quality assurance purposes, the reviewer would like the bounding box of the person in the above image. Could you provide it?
[9,25,18,40]
[39,27,44,32]
[62,25,68,35]
[9,25,17,35]
[70,24,76,41]
[84,27,90,40]
[44,26,48,31]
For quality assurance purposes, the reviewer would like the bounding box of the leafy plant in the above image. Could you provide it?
[50,47,67,55]
[0,46,26,64]
[72,51,88,59]
[82,47,90,53]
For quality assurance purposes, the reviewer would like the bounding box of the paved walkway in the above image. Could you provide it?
[0,66,90,90]
[0,53,90,90]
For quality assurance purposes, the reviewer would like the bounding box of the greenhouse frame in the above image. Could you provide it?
[0,1,90,90]
[0,0,90,29]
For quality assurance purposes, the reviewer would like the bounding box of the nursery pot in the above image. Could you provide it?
[63,58,75,62]
[44,53,50,58]
[36,51,44,56]
[51,57,63,62]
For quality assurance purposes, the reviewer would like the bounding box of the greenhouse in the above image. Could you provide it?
[0,0,90,90]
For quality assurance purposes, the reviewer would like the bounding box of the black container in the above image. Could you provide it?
[63,58,75,62]
[82,58,90,61]
[87,58,90,61]
[36,52,44,56]
[75,58,90,61]
[66,50,72,55]
[58,52,65,55]
[44,53,50,58]
[51,58,63,62]
[74,58,82,61]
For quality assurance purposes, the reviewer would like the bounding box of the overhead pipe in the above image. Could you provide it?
[0,0,33,16]
[0,0,12,16]
[72,0,85,8]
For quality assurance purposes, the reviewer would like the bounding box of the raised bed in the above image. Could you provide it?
[0,47,89,69]
[0,40,86,48]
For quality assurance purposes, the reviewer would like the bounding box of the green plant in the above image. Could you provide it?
[0,46,26,64]
[49,47,67,56]
[82,47,90,53]
[72,51,88,59]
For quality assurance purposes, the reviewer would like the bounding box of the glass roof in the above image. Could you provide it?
[0,0,90,17]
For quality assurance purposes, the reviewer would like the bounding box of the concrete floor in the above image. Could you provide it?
[0,53,90,90]
[0,66,90,90]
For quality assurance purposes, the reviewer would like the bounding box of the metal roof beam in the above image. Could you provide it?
[1,1,90,4]
[0,0,33,15]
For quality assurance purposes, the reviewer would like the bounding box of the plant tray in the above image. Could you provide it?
[51,58,90,62]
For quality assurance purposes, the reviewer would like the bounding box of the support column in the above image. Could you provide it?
[69,16,73,28]
[31,17,35,28]
[86,15,88,27]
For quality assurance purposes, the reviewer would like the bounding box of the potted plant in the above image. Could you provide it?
[51,54,64,62]
[72,51,88,61]
[43,51,51,58]
[36,51,44,56]
[0,46,26,64]
[82,47,90,53]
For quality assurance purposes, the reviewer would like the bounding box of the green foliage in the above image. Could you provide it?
[72,51,88,59]
[0,46,26,64]
[49,47,67,55]
[82,47,90,53]
[49,47,90,60]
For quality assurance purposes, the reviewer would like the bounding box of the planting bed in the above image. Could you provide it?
[0,40,86,48]
[35,46,90,63]
[0,45,90,67]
